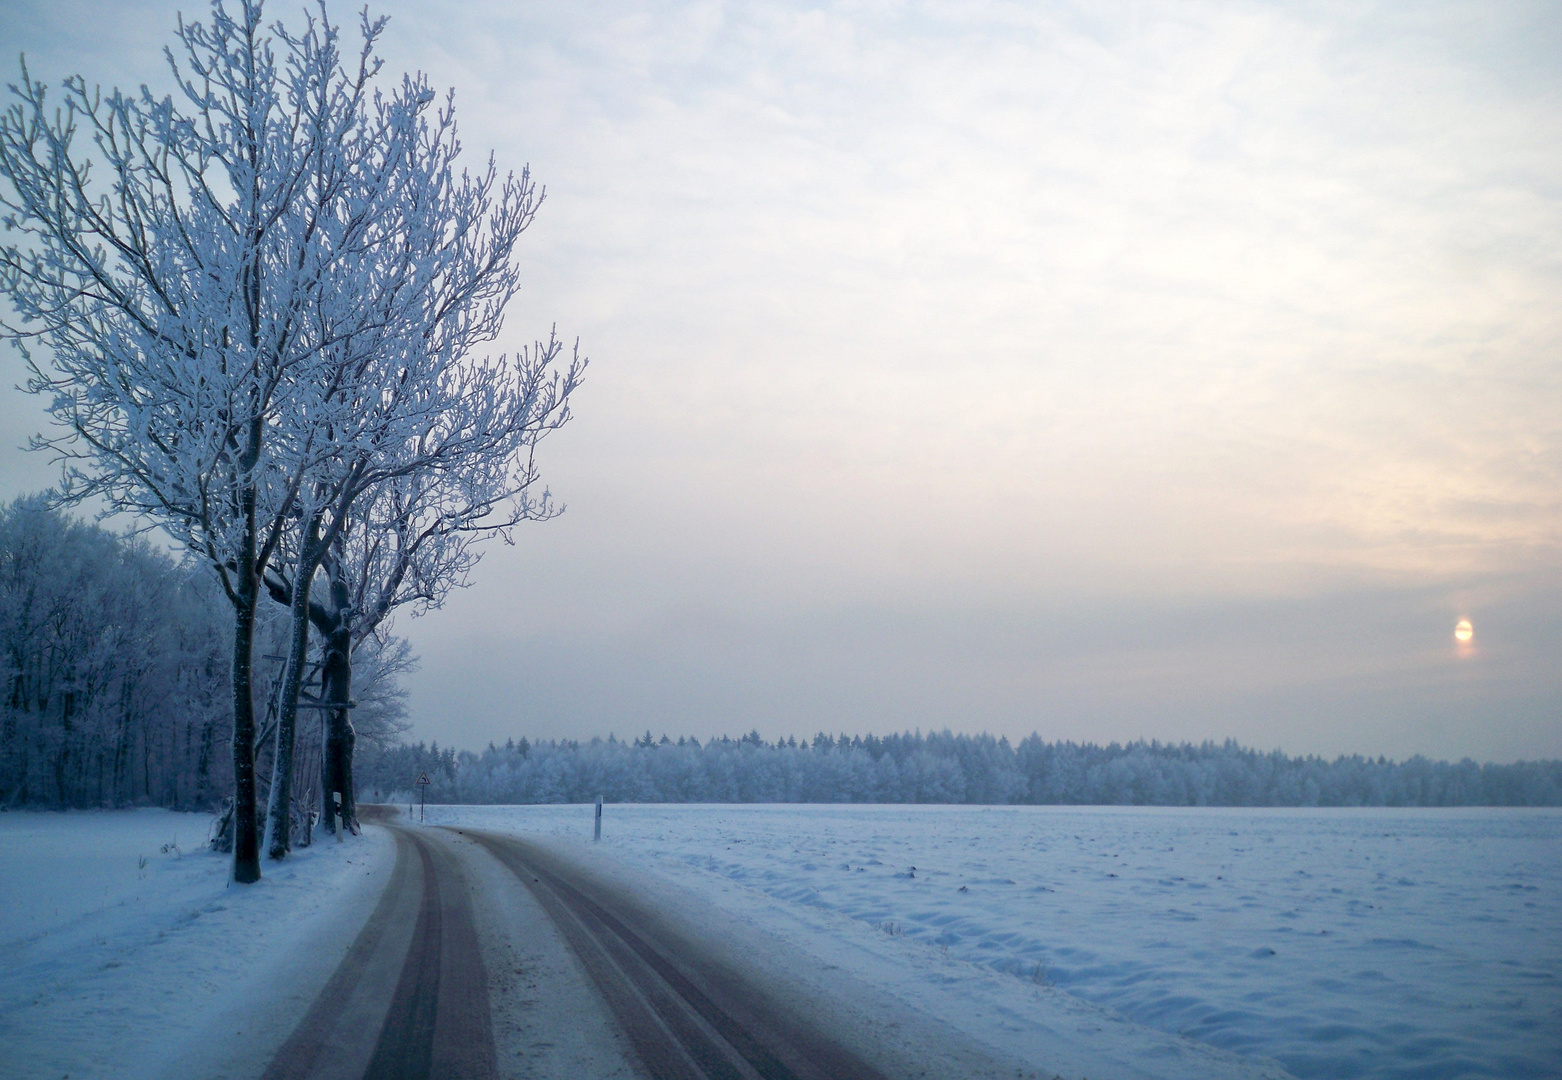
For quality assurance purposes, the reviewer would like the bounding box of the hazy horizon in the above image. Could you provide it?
[2,0,1557,763]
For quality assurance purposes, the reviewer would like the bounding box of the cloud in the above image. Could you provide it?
[2,0,1557,757]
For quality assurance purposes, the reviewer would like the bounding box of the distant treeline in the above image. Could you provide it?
[360,730,1562,807]
[0,497,232,809]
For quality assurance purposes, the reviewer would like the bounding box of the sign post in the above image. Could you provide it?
[416,772,430,822]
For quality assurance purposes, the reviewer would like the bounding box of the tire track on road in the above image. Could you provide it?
[467,830,893,1080]
[263,815,496,1080]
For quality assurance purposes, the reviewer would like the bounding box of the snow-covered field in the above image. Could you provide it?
[3,805,1553,1080]
[427,803,1561,1080]
[0,809,393,1080]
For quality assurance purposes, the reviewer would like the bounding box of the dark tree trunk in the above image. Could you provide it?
[318,565,356,834]
[317,709,332,833]
[56,697,72,808]
[337,716,357,832]
[196,716,213,805]
[231,585,261,883]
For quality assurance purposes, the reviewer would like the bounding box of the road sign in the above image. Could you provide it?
[415,772,431,822]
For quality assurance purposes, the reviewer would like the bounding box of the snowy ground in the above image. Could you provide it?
[426,803,1561,1080]
[0,809,393,1080]
[3,805,1554,1080]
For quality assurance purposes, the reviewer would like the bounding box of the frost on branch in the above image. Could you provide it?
[0,0,584,878]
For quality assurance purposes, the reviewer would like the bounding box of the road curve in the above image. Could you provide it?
[262,813,497,1080]
[261,816,903,1080]
[466,829,895,1080]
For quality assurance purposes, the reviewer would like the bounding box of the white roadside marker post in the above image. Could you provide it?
[594,795,603,841]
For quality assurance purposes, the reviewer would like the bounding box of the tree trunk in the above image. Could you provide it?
[231,585,261,884]
[264,545,319,860]
[196,715,213,806]
[321,631,357,833]
[314,545,359,836]
[318,709,333,835]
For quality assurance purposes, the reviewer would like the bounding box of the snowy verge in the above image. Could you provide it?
[429,806,1296,1080]
[0,808,395,1080]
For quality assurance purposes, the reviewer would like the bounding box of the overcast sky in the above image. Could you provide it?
[2,0,1558,761]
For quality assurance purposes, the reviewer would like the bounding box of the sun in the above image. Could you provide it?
[1454,619,1473,644]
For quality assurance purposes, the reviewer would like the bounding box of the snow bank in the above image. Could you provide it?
[426,803,1560,1080]
[0,809,393,1080]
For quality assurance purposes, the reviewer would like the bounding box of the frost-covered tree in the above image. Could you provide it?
[265,348,581,841]
[232,42,583,854]
[0,0,579,877]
